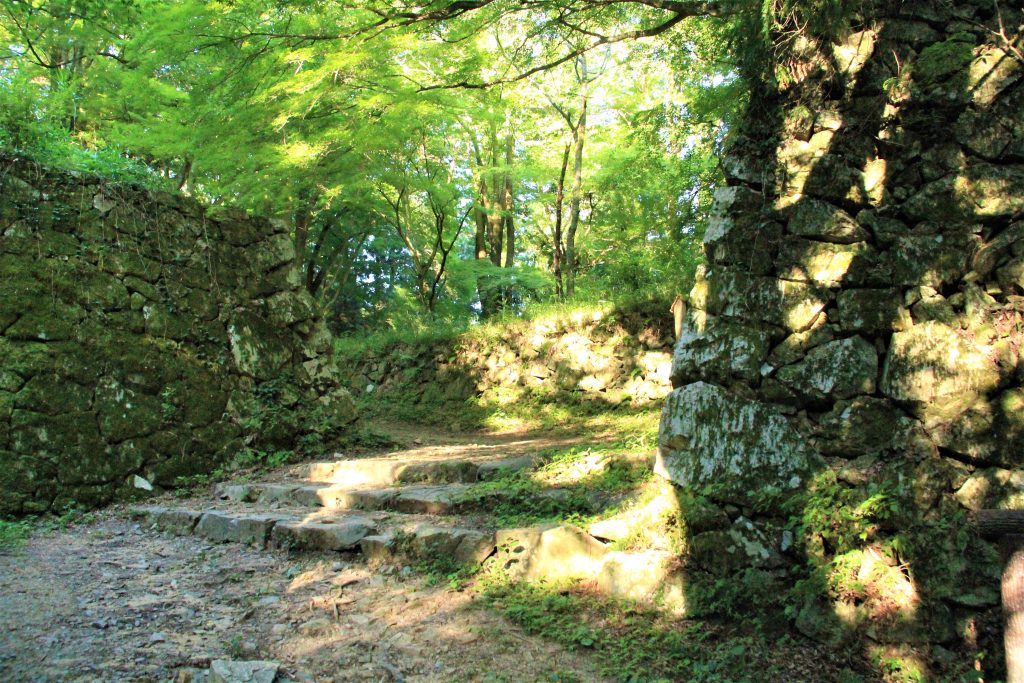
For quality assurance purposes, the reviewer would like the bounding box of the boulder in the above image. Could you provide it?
[690,267,827,333]
[816,397,914,457]
[836,289,913,334]
[881,321,1001,405]
[495,525,609,582]
[209,660,279,683]
[777,239,871,287]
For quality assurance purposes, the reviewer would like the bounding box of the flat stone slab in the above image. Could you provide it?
[393,485,470,515]
[129,506,202,536]
[303,455,537,486]
[358,525,495,566]
[270,518,376,551]
[209,659,279,683]
[305,459,406,486]
[195,511,281,547]
[395,459,479,484]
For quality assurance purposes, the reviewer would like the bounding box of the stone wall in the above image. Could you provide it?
[0,156,355,516]
[658,0,1023,671]
[336,301,674,422]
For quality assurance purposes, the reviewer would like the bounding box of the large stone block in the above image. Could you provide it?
[656,382,823,499]
[927,389,1024,467]
[776,336,878,401]
[270,518,375,551]
[690,267,827,333]
[195,511,279,547]
[903,164,1024,221]
[495,525,609,582]
[836,288,912,334]
[816,397,915,457]
[890,232,979,288]
[777,239,871,287]
[881,321,1002,405]
[786,198,870,244]
[671,311,773,386]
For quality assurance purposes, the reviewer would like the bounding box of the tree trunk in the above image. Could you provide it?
[502,130,515,269]
[565,60,588,299]
[177,157,193,192]
[293,190,320,271]
[552,142,570,301]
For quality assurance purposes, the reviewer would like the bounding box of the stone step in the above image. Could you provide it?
[216,482,474,515]
[493,524,686,611]
[131,506,684,610]
[129,506,378,552]
[360,525,496,566]
[128,505,496,563]
[298,454,536,486]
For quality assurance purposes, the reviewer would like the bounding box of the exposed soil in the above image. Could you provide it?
[0,511,609,682]
[0,426,623,683]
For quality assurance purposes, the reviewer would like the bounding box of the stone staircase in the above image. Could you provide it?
[131,444,686,610]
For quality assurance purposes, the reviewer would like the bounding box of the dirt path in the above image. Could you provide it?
[0,512,609,683]
[0,426,613,683]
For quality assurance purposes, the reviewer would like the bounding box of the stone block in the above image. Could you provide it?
[656,382,822,501]
[881,321,1001,404]
[786,198,869,243]
[691,267,827,333]
[495,525,609,582]
[209,660,279,683]
[195,511,279,547]
[270,518,375,551]
[671,310,773,385]
[776,336,878,401]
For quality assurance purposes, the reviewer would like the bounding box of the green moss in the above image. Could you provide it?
[915,38,974,84]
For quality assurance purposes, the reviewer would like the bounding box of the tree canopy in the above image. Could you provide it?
[0,0,744,331]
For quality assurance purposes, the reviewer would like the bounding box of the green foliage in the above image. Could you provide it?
[172,447,295,494]
[478,573,806,682]
[455,442,652,527]
[0,0,735,331]
[0,519,32,551]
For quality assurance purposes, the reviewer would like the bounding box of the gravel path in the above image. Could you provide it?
[0,512,608,682]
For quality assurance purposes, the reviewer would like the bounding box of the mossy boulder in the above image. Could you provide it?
[881,321,1001,405]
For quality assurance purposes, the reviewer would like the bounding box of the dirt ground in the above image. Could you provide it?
[0,511,610,683]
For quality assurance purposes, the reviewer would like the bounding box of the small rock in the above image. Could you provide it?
[270,624,289,637]
[208,660,279,683]
[256,596,280,607]
[298,618,334,637]
[149,632,167,644]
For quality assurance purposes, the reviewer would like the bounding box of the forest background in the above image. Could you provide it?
[0,0,744,333]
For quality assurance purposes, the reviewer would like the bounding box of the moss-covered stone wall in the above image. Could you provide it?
[659,0,1023,672]
[0,156,355,516]
[336,301,674,426]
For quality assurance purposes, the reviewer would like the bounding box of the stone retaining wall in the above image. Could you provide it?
[658,1,1023,669]
[0,156,355,515]
[337,302,675,417]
